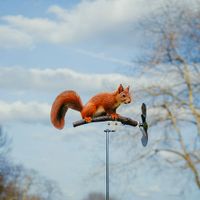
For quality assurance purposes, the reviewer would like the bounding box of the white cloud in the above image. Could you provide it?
[0,99,84,126]
[0,0,159,47]
[0,100,50,124]
[1,0,199,48]
[0,66,176,95]
[1,15,61,44]
[0,66,134,94]
[0,26,33,48]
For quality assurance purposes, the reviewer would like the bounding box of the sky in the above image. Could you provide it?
[0,0,200,200]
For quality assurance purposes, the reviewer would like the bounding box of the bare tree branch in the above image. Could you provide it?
[132,0,200,190]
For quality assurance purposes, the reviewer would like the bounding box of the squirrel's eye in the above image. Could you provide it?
[122,94,126,97]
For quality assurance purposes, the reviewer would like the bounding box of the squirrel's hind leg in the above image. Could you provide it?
[81,103,96,123]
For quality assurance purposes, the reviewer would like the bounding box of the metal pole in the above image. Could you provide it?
[106,129,109,200]
[104,129,115,200]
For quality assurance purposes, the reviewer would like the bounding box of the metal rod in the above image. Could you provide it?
[104,129,115,200]
[106,129,109,200]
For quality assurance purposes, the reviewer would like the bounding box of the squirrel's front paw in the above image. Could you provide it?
[110,113,119,120]
[84,117,92,123]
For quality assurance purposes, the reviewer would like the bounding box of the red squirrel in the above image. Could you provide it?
[50,84,132,129]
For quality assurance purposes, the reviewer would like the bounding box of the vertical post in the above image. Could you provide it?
[104,129,115,200]
[105,129,109,200]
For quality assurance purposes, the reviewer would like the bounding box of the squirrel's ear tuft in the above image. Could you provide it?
[118,84,124,93]
[125,86,130,92]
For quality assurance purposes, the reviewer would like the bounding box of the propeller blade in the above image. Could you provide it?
[141,114,146,124]
[140,127,148,147]
[141,103,147,118]
[140,103,148,147]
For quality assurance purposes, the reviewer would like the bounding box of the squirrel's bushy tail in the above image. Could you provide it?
[50,90,83,129]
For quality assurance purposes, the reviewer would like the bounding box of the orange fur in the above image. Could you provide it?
[50,84,132,129]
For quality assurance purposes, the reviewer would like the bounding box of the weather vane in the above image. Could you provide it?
[50,84,149,200]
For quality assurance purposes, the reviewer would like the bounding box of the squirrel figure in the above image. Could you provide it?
[50,84,131,129]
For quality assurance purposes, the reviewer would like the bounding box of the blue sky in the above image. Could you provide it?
[0,0,200,200]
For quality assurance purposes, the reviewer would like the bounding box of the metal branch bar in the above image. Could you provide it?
[73,115,139,127]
